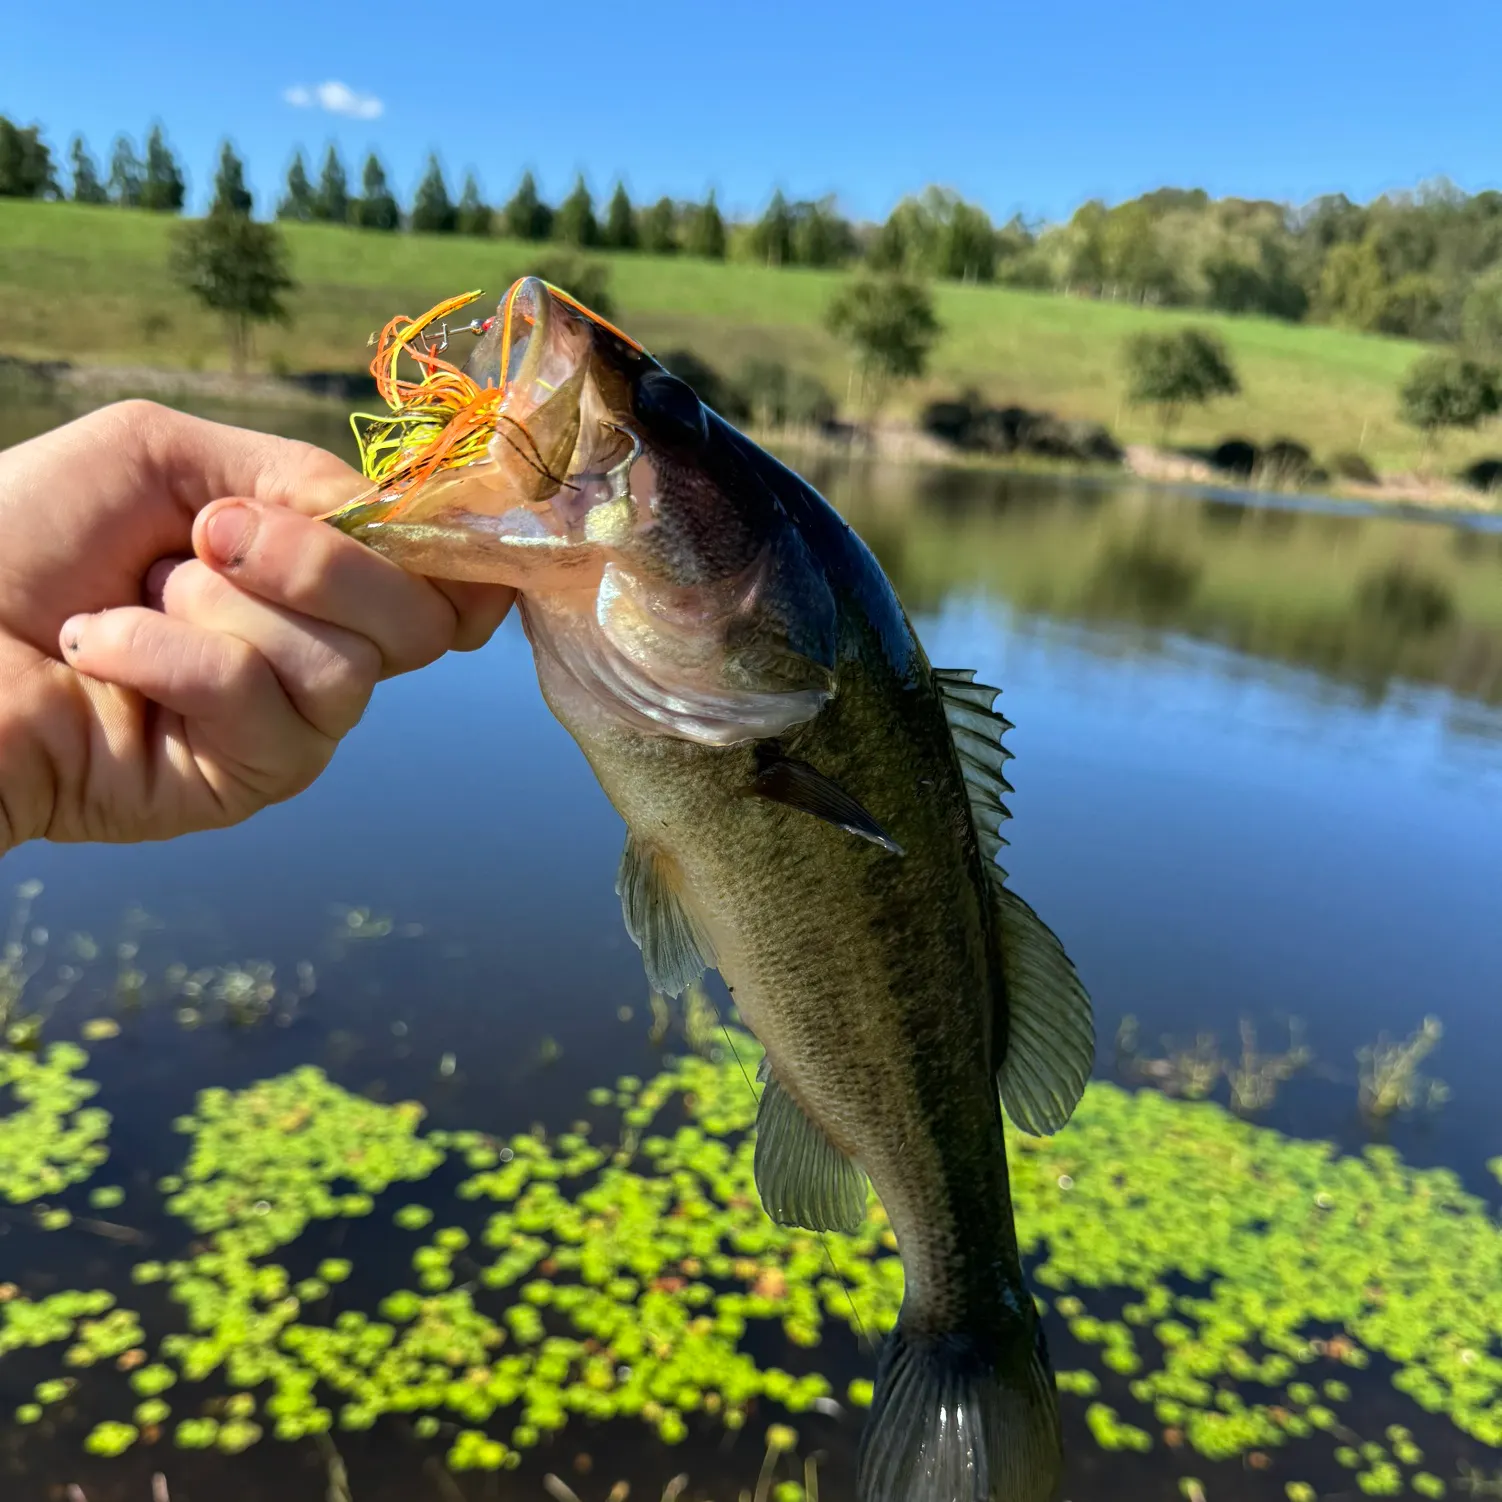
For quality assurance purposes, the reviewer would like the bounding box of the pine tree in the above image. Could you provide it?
[501,171,552,241]
[750,189,794,266]
[353,153,399,231]
[277,151,316,221]
[68,136,107,204]
[455,173,491,236]
[602,182,637,250]
[108,136,144,207]
[210,142,252,217]
[314,145,349,224]
[139,125,185,212]
[640,197,678,254]
[552,175,598,246]
[0,119,58,198]
[684,191,726,259]
[409,154,455,234]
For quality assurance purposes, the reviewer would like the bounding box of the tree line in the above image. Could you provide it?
[8,115,1502,347]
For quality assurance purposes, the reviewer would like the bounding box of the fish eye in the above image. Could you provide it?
[633,368,708,448]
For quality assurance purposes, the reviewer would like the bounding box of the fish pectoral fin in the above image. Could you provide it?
[753,1063,868,1233]
[750,747,903,855]
[616,836,715,998]
[991,874,1095,1137]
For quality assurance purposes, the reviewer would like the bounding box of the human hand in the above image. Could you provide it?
[0,400,515,853]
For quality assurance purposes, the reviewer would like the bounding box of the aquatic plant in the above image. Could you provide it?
[1114,1013,1310,1111]
[0,1042,110,1203]
[1359,1016,1449,1118]
[4,1013,1501,1498]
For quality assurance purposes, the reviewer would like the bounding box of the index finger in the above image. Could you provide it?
[115,401,367,519]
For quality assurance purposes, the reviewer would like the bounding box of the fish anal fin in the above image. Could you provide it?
[751,746,903,855]
[991,873,1095,1137]
[753,1064,868,1233]
[616,835,714,998]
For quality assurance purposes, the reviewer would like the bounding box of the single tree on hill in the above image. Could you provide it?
[410,155,455,234]
[139,125,185,212]
[1122,326,1240,440]
[108,136,144,207]
[455,174,491,236]
[353,154,399,231]
[640,197,678,254]
[68,136,108,204]
[0,118,57,198]
[602,182,636,250]
[553,176,598,247]
[171,213,295,374]
[313,145,349,223]
[1398,352,1501,459]
[210,142,253,217]
[501,172,552,241]
[825,272,941,415]
[278,152,316,222]
[683,192,726,259]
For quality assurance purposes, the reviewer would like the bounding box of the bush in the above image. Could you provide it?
[1257,439,1313,485]
[1210,438,1259,477]
[656,350,749,423]
[1327,451,1379,485]
[1398,352,1501,442]
[737,359,834,428]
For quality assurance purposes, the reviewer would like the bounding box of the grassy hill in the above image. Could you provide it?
[0,200,1480,473]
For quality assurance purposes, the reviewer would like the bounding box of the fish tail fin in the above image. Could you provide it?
[858,1314,1062,1502]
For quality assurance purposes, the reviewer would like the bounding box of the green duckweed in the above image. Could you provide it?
[83,1420,137,1456]
[0,1043,109,1203]
[4,1027,1502,1491]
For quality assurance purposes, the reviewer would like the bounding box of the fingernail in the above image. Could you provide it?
[60,615,88,654]
[144,559,177,609]
[204,504,254,568]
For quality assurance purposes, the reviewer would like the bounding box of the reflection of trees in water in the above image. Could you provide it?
[831,470,1502,708]
[1089,538,1202,621]
[1356,564,1454,635]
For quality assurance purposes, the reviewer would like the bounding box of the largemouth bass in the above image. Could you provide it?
[326,280,1095,1502]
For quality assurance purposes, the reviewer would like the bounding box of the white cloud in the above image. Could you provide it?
[282,81,384,120]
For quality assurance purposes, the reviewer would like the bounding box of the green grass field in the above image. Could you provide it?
[0,200,1487,473]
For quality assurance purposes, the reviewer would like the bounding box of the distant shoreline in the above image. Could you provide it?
[4,352,1496,515]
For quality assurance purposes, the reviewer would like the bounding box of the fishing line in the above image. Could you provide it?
[709,999,872,1353]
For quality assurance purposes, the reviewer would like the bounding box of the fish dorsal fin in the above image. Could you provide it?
[933,667,1094,1136]
[989,875,1095,1136]
[933,668,1014,868]
[753,1056,868,1233]
[616,835,716,998]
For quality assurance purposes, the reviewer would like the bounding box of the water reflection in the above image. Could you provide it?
[4,401,1502,1501]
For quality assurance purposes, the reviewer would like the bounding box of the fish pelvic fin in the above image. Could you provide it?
[753,1057,868,1233]
[990,875,1095,1137]
[858,1317,1062,1502]
[934,667,1094,1137]
[616,835,715,998]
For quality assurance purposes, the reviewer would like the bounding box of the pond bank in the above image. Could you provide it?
[4,352,1496,513]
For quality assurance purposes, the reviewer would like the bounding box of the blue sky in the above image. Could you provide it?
[6,0,1498,224]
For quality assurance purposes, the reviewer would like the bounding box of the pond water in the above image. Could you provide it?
[2,395,1501,1502]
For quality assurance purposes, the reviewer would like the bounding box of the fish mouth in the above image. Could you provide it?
[321,277,648,584]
